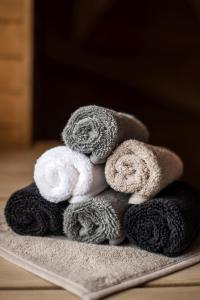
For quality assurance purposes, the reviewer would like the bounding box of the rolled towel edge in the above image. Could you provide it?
[117,112,150,142]
[128,194,147,204]
[109,235,125,245]
[69,183,108,204]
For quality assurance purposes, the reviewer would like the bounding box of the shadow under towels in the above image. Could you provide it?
[124,182,200,257]
[4,183,67,236]
[63,189,129,245]
[62,105,149,164]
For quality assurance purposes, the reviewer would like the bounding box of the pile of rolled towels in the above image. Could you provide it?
[4,105,200,257]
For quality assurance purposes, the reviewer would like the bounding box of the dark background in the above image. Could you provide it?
[33,0,200,186]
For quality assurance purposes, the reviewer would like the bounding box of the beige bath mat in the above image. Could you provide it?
[1,208,200,300]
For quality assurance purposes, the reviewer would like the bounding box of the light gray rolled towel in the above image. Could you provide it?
[105,140,183,204]
[63,189,129,245]
[62,105,149,164]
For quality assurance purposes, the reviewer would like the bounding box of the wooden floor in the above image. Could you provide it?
[1,142,200,300]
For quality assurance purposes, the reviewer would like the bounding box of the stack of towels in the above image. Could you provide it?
[5,105,200,257]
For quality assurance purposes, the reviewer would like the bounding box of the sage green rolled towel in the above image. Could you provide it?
[63,189,129,245]
[62,105,149,164]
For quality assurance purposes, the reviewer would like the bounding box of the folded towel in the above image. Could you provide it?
[105,140,183,204]
[4,183,67,236]
[124,182,200,257]
[34,146,108,204]
[62,105,149,164]
[63,189,129,245]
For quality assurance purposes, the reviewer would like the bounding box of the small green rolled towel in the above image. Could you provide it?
[62,105,149,164]
[63,189,129,245]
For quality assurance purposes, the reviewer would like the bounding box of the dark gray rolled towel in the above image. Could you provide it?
[4,183,68,236]
[62,105,149,164]
[63,189,129,245]
[124,182,200,257]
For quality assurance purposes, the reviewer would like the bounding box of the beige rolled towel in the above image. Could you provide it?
[105,140,183,204]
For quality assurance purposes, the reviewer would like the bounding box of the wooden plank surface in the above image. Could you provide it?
[0,127,25,146]
[0,0,32,146]
[0,0,23,22]
[0,95,25,125]
[1,287,200,300]
[0,126,31,147]
[0,258,56,289]
[106,287,200,300]
[146,263,200,287]
[0,142,56,197]
[0,290,79,300]
[0,24,24,58]
[0,60,24,91]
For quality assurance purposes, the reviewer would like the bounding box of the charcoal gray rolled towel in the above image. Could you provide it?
[4,183,68,236]
[63,189,129,245]
[62,105,149,164]
[124,182,200,257]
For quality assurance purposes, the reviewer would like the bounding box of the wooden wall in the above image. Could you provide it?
[0,0,32,147]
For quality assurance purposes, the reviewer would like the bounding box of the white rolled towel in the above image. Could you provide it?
[34,146,108,203]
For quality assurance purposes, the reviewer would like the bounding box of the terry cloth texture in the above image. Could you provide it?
[4,183,67,236]
[63,189,129,245]
[62,105,149,164]
[105,139,183,204]
[1,206,200,300]
[34,146,108,204]
[124,181,200,257]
